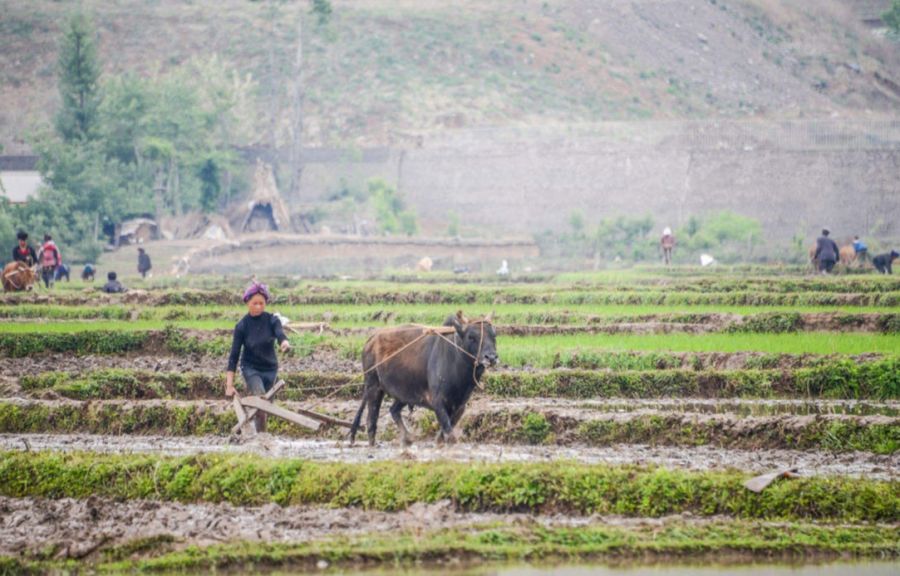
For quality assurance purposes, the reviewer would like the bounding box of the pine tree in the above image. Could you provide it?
[56,13,101,141]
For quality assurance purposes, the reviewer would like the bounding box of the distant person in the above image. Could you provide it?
[497,260,509,276]
[11,230,38,267]
[852,235,868,264]
[101,271,126,293]
[38,234,62,288]
[814,229,840,274]
[873,250,898,275]
[660,227,676,265]
[137,247,152,278]
[82,264,96,282]
[54,263,71,282]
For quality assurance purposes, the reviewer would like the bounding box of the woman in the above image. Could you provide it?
[225,281,291,432]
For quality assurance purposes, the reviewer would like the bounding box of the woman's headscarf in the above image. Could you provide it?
[243,281,271,303]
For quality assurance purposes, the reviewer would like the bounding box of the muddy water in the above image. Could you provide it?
[2,434,896,478]
[330,562,900,576]
[3,496,895,572]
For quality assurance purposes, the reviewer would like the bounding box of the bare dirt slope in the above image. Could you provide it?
[1,0,897,153]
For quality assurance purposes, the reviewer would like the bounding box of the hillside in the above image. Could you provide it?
[1,0,898,154]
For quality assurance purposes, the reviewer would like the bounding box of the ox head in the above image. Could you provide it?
[24,265,38,290]
[448,310,498,368]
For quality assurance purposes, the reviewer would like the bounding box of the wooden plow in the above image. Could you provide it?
[231,318,468,438]
[231,379,359,436]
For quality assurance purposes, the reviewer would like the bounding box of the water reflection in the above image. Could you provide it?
[268,561,900,576]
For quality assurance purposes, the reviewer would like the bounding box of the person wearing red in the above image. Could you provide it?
[38,234,62,289]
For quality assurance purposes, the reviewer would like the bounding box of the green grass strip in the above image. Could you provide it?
[500,333,900,359]
[0,331,148,357]
[3,303,900,326]
[4,286,900,306]
[0,452,896,521]
[4,328,900,359]
[19,359,900,401]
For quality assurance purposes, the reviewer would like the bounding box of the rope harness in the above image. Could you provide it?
[302,320,490,411]
[3,264,35,291]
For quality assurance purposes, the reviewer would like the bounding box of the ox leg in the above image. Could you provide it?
[433,403,458,446]
[348,395,367,446]
[389,400,413,446]
[350,370,378,446]
[436,405,468,444]
[450,405,467,427]
[366,389,385,447]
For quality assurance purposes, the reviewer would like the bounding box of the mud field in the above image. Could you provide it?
[0,271,898,573]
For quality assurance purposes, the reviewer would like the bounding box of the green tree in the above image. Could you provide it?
[29,137,139,260]
[0,198,15,246]
[199,159,221,212]
[593,215,655,261]
[56,13,101,141]
[569,210,585,236]
[883,0,900,34]
[97,74,149,164]
[677,211,763,263]
[310,0,333,26]
[368,178,416,236]
[26,27,252,258]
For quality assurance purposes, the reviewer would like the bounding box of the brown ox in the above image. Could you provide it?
[2,261,37,292]
[839,245,856,267]
[349,311,498,447]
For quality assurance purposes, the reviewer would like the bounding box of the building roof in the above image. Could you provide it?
[0,156,39,171]
[119,218,159,237]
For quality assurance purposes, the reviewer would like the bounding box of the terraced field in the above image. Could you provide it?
[0,270,898,573]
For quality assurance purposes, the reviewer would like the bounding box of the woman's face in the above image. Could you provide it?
[247,293,266,316]
[18,239,26,249]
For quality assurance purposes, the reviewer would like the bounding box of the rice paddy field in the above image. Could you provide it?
[0,267,898,574]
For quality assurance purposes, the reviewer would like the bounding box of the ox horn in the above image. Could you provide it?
[484,311,494,322]
[456,310,469,324]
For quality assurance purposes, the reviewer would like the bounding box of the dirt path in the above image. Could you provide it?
[0,496,511,559]
[4,395,897,422]
[0,351,360,379]
[2,434,895,478]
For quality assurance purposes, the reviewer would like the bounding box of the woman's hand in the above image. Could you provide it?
[280,340,291,353]
[225,371,236,397]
